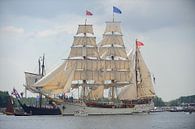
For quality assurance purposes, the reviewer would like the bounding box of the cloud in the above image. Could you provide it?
[0,26,24,34]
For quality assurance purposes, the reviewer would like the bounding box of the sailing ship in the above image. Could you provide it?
[13,55,61,115]
[29,13,155,115]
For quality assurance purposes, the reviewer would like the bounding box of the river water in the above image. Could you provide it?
[0,112,194,129]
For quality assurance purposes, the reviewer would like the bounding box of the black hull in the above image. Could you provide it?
[17,99,61,115]
[21,104,61,115]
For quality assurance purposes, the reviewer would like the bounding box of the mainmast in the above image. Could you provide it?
[99,20,131,100]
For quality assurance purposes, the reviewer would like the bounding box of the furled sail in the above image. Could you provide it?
[136,48,155,98]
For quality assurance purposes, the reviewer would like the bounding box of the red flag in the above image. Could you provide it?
[136,40,144,47]
[86,10,93,16]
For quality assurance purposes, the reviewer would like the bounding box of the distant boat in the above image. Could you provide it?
[4,96,14,115]
[12,55,61,115]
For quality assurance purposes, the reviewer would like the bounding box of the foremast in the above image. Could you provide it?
[32,21,101,100]
[68,20,100,100]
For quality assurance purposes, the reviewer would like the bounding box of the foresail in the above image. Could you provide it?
[33,61,66,87]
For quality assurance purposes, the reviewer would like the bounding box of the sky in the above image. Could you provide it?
[0,0,195,101]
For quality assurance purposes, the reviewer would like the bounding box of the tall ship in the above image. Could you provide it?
[28,10,155,115]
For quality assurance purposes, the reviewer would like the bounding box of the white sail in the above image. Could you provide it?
[119,85,137,100]
[63,65,76,93]
[88,86,104,100]
[99,47,128,59]
[103,71,130,82]
[67,59,100,71]
[24,72,42,87]
[33,61,66,87]
[73,36,96,46]
[33,61,68,91]
[104,21,122,34]
[69,47,99,58]
[76,24,94,35]
[73,70,102,81]
[99,35,124,46]
[136,48,155,98]
[100,60,130,70]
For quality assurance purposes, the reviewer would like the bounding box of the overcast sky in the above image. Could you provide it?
[0,0,194,101]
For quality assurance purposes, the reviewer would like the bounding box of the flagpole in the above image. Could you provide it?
[85,11,87,25]
[113,10,114,22]
[85,18,87,25]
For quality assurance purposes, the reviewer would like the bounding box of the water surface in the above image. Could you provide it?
[0,112,194,129]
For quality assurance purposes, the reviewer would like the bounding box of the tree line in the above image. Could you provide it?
[0,90,194,108]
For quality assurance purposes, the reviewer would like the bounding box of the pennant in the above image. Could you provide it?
[136,41,144,47]
[113,6,122,14]
[86,10,93,16]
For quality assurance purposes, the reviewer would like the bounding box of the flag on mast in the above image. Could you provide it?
[86,10,93,16]
[136,40,144,47]
[113,6,122,14]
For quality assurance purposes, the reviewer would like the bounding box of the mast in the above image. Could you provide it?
[99,20,131,100]
[68,19,100,100]
[135,39,139,98]
[134,40,155,99]
[41,54,45,77]
[39,54,45,108]
[38,57,41,75]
